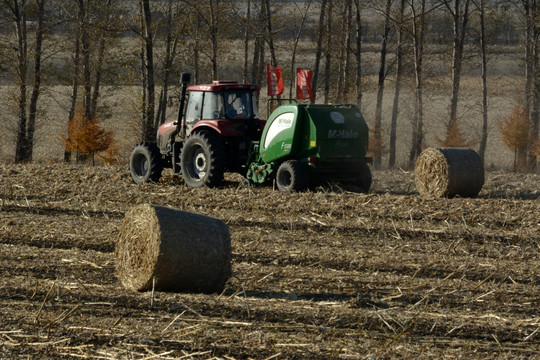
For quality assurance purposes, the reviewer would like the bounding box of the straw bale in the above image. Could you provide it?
[115,204,231,293]
[414,147,484,198]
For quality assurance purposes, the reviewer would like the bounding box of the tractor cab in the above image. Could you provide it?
[185,83,258,122]
[157,80,263,154]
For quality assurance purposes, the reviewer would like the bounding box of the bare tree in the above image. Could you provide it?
[373,0,393,169]
[389,0,406,168]
[242,0,251,83]
[140,0,156,142]
[288,0,312,99]
[156,0,181,127]
[336,0,353,103]
[263,0,277,67]
[521,0,539,171]
[476,0,489,162]
[311,0,328,104]
[408,0,427,165]
[3,0,47,163]
[441,0,472,146]
[251,2,265,101]
[323,0,333,104]
[353,0,364,110]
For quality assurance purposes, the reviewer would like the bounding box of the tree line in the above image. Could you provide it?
[0,0,538,172]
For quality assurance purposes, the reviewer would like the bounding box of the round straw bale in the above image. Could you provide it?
[115,204,231,293]
[414,147,484,198]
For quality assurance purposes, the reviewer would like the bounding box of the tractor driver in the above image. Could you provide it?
[225,92,250,119]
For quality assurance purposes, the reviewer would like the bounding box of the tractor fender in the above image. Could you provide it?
[190,120,238,137]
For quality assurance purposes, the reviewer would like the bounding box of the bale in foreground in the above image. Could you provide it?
[115,204,231,293]
[414,147,484,198]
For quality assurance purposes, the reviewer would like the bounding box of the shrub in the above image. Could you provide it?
[498,99,531,171]
[63,113,116,165]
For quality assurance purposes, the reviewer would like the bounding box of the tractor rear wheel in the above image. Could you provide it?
[356,163,372,193]
[276,160,310,192]
[129,142,163,184]
[180,131,225,188]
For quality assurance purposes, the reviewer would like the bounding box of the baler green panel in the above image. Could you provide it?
[258,104,369,166]
[306,104,369,161]
[259,105,305,163]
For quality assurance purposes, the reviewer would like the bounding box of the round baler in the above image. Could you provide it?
[246,104,372,192]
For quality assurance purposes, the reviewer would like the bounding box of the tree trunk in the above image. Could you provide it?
[65,21,81,163]
[80,0,92,121]
[354,0,363,110]
[409,0,426,166]
[323,1,333,104]
[336,2,348,103]
[251,2,265,104]
[288,1,312,99]
[311,0,327,104]
[373,0,392,169]
[242,0,251,83]
[445,0,471,145]
[478,0,489,163]
[13,0,28,163]
[210,0,219,79]
[156,0,177,126]
[343,0,353,102]
[264,0,277,67]
[525,0,539,171]
[141,0,156,142]
[90,1,112,120]
[25,0,46,162]
[389,0,405,169]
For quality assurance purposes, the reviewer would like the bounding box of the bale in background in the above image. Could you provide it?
[115,204,231,293]
[414,147,484,198]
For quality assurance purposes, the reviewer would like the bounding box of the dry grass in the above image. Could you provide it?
[0,164,538,359]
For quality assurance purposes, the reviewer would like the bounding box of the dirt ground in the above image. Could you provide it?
[0,164,538,359]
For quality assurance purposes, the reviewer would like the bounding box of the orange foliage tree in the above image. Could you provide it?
[498,100,531,172]
[435,121,473,148]
[531,139,540,157]
[368,124,387,167]
[63,113,116,165]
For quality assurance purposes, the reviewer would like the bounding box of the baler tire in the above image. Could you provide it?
[276,160,310,192]
[356,163,372,193]
[180,131,225,188]
[129,142,163,184]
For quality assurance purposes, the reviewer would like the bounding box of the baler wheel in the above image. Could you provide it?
[129,142,163,184]
[276,160,310,192]
[180,131,225,188]
[356,163,372,193]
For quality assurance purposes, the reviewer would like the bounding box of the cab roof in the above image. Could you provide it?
[188,80,259,92]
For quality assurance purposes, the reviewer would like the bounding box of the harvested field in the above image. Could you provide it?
[0,164,539,359]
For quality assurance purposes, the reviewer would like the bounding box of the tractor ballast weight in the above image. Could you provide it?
[246,104,372,192]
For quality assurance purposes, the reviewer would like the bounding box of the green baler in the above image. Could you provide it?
[246,104,372,192]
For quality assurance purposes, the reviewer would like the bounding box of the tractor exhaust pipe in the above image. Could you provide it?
[172,72,191,174]
[176,72,191,137]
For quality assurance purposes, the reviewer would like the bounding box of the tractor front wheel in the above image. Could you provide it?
[276,160,310,192]
[180,131,225,188]
[129,142,163,184]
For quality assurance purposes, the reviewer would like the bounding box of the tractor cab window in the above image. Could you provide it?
[223,91,258,120]
[202,92,225,119]
[185,91,203,123]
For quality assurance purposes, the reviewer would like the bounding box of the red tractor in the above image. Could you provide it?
[129,73,265,187]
